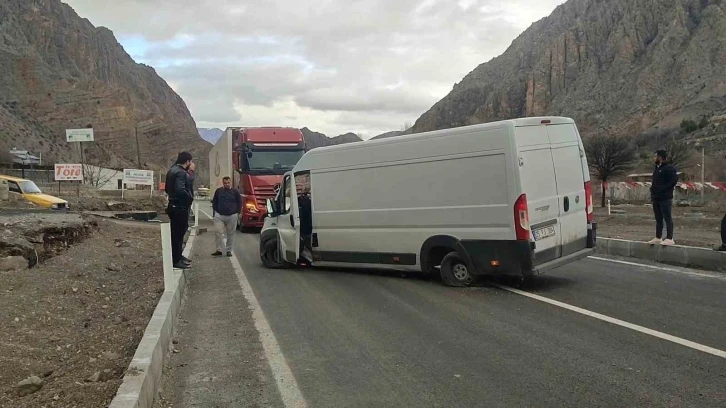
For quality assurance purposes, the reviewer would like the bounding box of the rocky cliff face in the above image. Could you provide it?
[0,0,210,176]
[412,0,726,138]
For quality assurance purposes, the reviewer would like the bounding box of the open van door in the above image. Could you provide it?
[277,173,301,264]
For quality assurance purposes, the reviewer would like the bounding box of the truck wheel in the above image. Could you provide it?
[440,252,474,287]
[260,236,287,269]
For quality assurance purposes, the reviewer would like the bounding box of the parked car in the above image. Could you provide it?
[0,175,69,210]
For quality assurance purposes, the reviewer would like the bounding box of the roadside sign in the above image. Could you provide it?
[66,128,94,142]
[123,169,154,185]
[54,164,83,181]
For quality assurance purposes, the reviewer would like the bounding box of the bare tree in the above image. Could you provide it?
[663,138,695,172]
[82,146,120,188]
[584,134,638,207]
[400,121,412,132]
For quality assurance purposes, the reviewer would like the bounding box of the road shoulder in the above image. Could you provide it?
[154,227,284,407]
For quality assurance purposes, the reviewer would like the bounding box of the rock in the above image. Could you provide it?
[16,375,43,396]
[101,351,121,361]
[114,239,131,248]
[86,370,110,383]
[106,264,120,272]
[0,256,28,271]
[42,370,54,378]
[0,0,210,178]
[410,0,726,144]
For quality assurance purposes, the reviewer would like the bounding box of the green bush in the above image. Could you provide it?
[680,119,698,133]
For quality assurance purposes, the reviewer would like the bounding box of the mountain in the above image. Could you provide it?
[0,0,211,178]
[371,131,406,140]
[412,0,726,140]
[301,128,363,150]
[198,128,224,144]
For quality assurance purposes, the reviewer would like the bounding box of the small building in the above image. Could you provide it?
[9,149,41,166]
[83,164,125,190]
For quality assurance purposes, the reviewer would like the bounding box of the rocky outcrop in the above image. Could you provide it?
[412,0,726,138]
[301,128,363,150]
[0,0,211,174]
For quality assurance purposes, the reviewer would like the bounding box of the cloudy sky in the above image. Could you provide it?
[65,0,563,139]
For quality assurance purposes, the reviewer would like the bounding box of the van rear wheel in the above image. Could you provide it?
[440,252,474,287]
[260,236,287,269]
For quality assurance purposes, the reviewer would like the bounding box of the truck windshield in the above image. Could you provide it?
[245,150,304,175]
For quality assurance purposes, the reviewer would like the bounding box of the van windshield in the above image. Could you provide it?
[19,180,42,194]
[245,150,304,175]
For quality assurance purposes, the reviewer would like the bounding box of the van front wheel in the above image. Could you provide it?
[440,252,474,287]
[260,236,288,269]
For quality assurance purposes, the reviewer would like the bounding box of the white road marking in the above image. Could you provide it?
[587,256,726,280]
[199,209,213,220]
[230,253,308,408]
[587,256,680,271]
[494,284,726,359]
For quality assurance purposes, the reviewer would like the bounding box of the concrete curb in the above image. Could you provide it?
[596,237,726,272]
[108,227,198,408]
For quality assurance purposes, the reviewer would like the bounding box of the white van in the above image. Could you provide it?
[260,117,596,286]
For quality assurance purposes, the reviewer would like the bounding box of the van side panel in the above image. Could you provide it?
[310,128,513,267]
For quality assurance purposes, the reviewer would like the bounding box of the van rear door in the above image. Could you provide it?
[547,124,588,256]
[515,126,561,263]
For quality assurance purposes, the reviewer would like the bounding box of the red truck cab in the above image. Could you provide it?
[231,127,305,229]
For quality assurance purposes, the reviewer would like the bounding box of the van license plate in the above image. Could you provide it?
[533,226,556,241]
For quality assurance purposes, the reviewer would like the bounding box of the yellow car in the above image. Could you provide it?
[0,175,69,210]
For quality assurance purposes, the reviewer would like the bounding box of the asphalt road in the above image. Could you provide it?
[160,205,726,407]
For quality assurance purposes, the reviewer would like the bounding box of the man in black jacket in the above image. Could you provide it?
[165,152,194,269]
[648,149,679,246]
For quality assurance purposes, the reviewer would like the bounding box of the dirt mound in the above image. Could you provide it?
[0,213,97,268]
[63,196,168,214]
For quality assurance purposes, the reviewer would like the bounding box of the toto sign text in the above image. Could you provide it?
[123,169,154,186]
[55,164,83,181]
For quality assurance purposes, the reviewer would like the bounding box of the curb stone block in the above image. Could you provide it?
[595,238,609,254]
[655,245,689,267]
[607,239,631,258]
[630,241,659,262]
[685,247,723,271]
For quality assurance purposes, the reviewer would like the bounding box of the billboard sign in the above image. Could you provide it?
[123,169,154,186]
[54,164,83,181]
[66,128,94,142]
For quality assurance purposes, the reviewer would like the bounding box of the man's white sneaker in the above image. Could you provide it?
[647,238,662,245]
[661,239,675,246]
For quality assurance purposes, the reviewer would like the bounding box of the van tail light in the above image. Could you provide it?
[514,194,530,241]
[584,181,594,223]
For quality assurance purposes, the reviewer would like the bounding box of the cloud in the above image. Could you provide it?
[64,0,564,138]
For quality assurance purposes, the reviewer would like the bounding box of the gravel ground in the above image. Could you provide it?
[594,205,724,248]
[0,219,163,407]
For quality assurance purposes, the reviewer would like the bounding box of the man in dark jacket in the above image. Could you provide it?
[648,149,679,246]
[211,176,241,257]
[165,152,194,268]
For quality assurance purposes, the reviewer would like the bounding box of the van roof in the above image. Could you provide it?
[301,116,575,156]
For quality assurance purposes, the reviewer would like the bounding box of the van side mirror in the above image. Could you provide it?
[265,199,275,216]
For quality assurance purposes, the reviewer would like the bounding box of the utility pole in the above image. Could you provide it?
[701,146,705,200]
[134,126,142,169]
